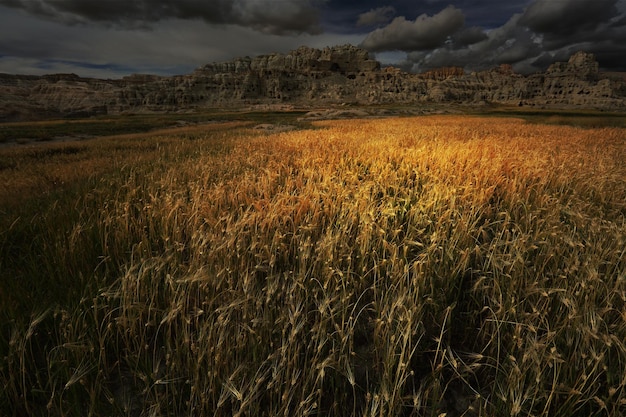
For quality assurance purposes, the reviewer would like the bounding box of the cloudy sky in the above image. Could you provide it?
[1,0,625,78]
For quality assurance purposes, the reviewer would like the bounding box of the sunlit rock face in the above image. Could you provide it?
[1,46,625,121]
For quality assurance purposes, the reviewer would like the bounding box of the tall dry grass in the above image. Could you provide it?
[1,116,625,416]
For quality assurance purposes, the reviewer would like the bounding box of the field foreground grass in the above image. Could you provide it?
[1,116,625,416]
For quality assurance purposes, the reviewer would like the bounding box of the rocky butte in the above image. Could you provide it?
[1,45,625,121]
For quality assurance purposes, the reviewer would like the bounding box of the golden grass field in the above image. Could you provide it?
[1,115,625,416]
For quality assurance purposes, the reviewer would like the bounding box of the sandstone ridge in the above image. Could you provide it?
[1,46,625,121]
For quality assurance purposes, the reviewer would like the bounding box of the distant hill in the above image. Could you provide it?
[1,45,625,121]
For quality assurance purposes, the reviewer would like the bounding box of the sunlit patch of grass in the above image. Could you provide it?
[1,116,625,416]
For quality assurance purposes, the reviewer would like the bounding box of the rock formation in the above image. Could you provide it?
[1,46,625,121]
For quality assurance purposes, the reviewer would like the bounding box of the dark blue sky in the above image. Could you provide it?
[0,0,624,78]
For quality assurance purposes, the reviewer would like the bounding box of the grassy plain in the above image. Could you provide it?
[0,109,310,145]
[1,114,625,416]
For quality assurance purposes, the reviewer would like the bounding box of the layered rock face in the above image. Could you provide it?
[1,46,625,121]
[0,73,119,120]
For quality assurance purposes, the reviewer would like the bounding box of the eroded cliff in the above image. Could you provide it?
[1,46,624,121]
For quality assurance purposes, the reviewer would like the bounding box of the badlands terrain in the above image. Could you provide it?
[1,45,625,122]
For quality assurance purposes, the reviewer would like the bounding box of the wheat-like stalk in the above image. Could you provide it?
[1,115,625,416]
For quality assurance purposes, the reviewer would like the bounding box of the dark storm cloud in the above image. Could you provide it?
[517,0,626,51]
[0,0,326,34]
[405,13,541,72]
[360,5,465,52]
[519,0,618,36]
[359,0,626,73]
[516,0,626,71]
[450,26,487,47]
[3,0,626,78]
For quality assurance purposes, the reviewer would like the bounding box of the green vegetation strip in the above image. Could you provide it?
[0,110,311,144]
